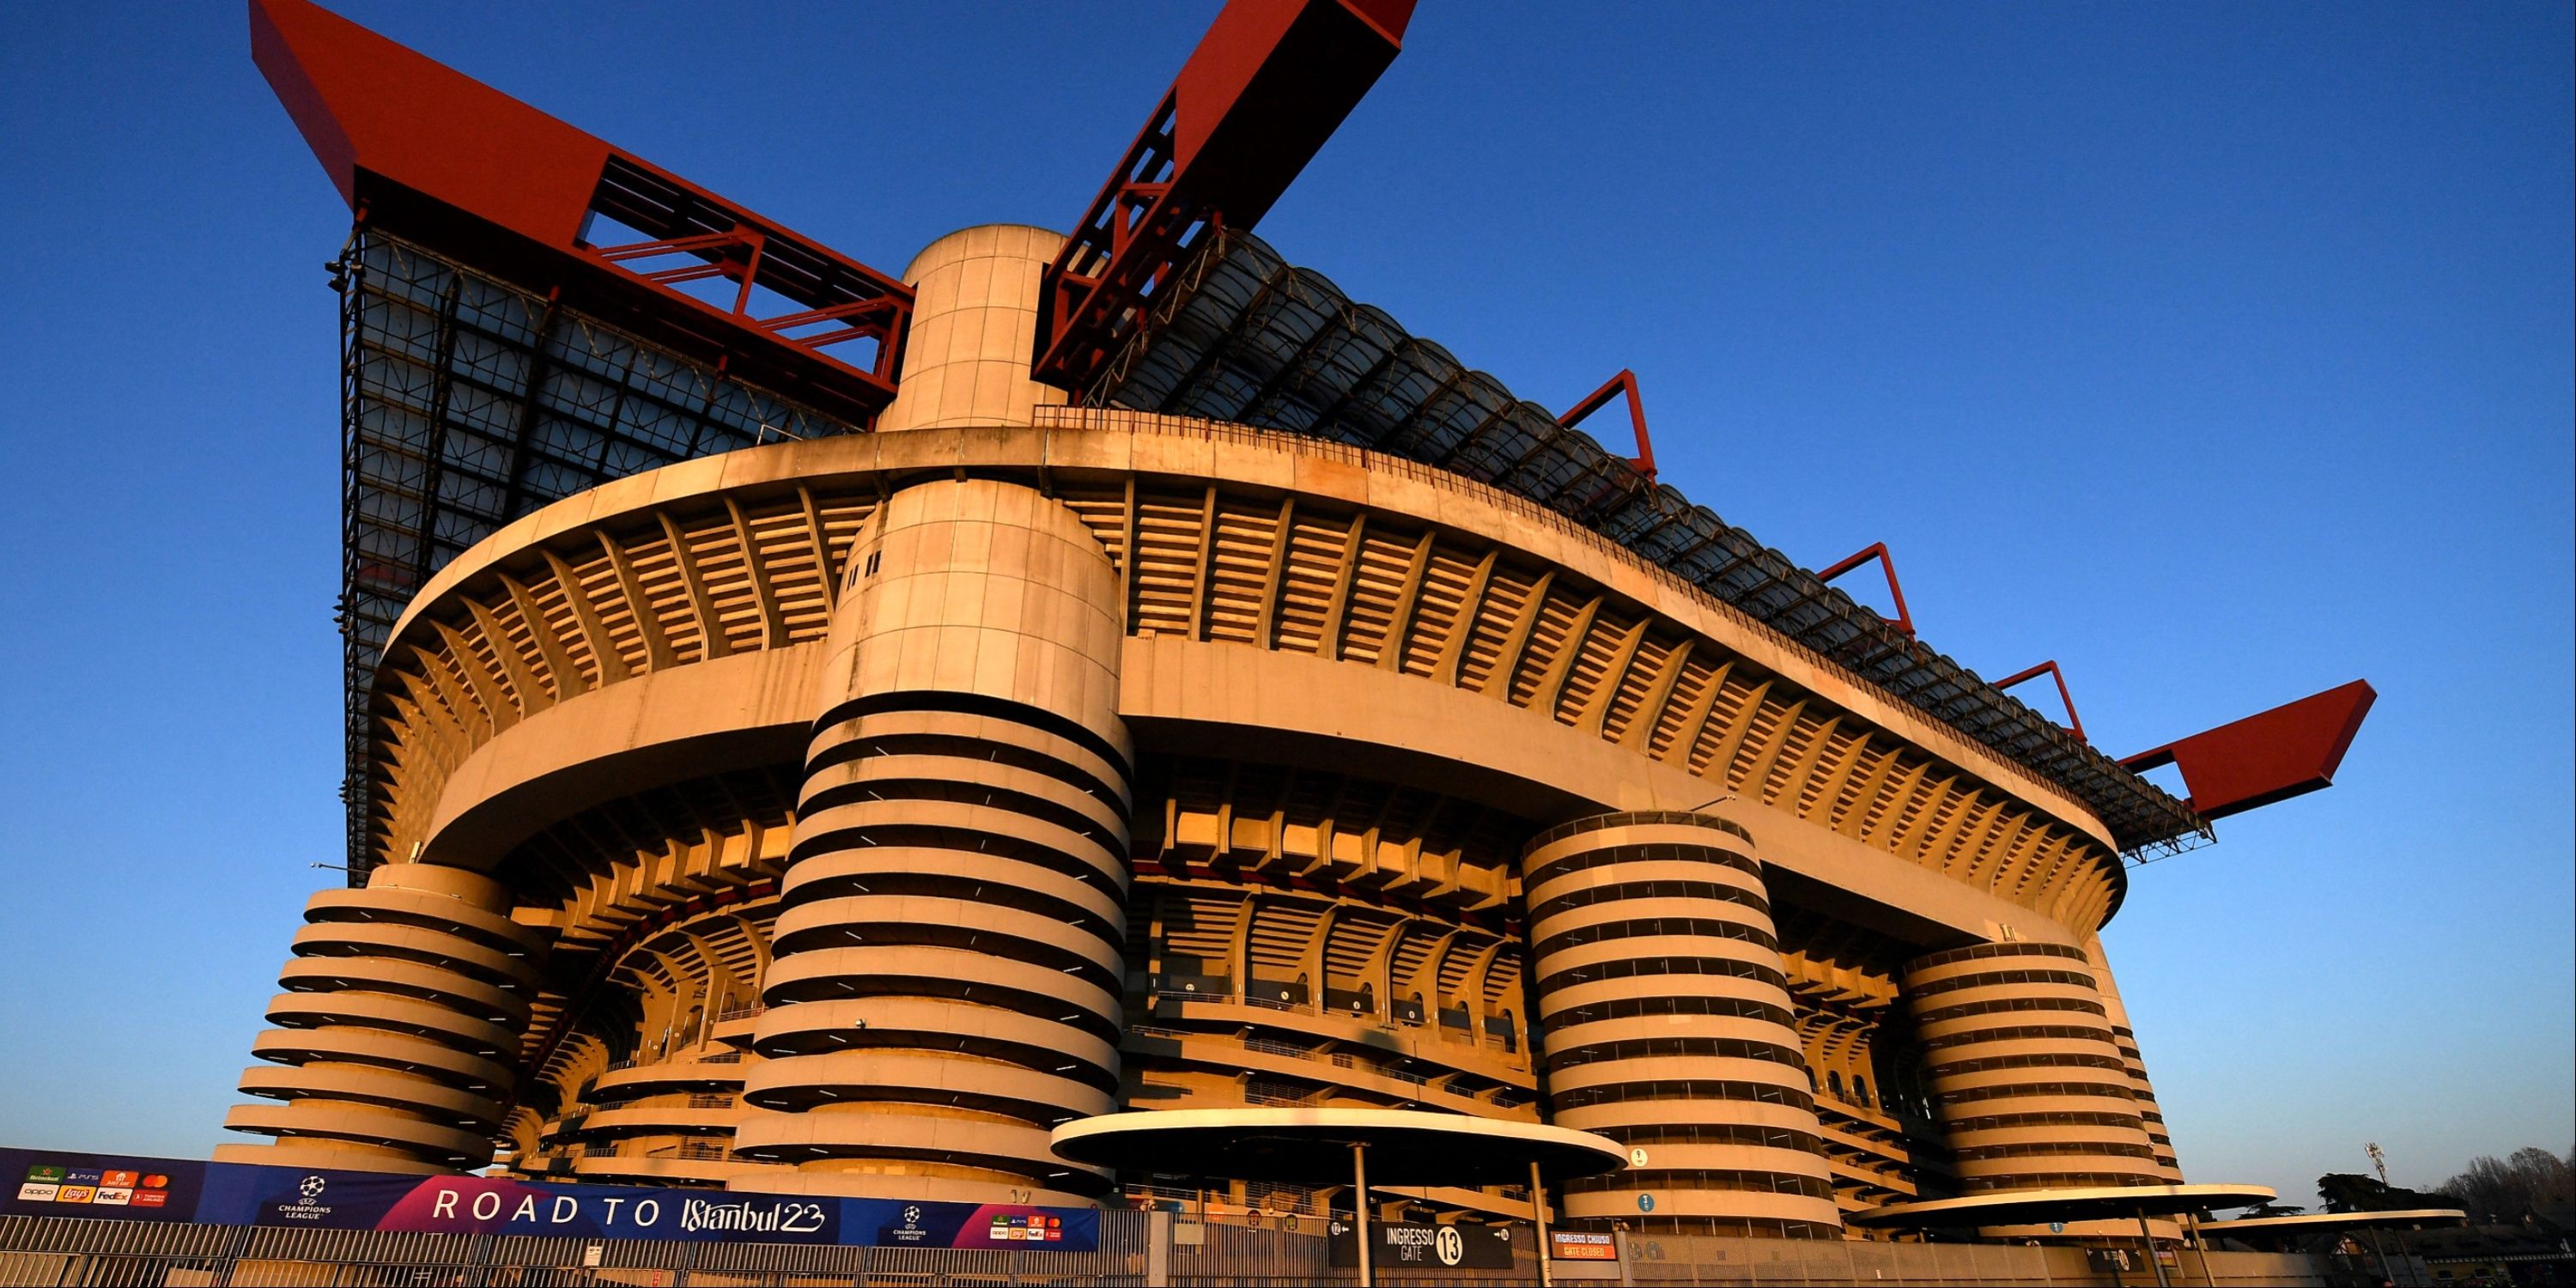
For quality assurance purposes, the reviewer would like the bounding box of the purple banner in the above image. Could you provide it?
[193,1164,843,1242]
[3,1145,1097,1250]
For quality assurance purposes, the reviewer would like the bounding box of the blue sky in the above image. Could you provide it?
[1,2,2566,1206]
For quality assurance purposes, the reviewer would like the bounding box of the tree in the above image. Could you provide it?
[2435,1145,2576,1222]
[2239,1201,2307,1219]
[2318,1173,2451,1213]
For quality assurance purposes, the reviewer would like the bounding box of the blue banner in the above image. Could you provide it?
[4,1145,1096,1250]
[3,1149,207,1222]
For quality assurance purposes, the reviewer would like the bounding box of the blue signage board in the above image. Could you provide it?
[3,1145,1096,1251]
[3,1149,208,1222]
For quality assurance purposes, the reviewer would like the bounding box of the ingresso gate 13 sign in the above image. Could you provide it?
[2,1148,1097,1251]
[1328,1219,1519,1269]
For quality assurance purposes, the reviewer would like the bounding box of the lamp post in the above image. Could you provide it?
[2137,1206,2172,1288]
[1352,1141,1371,1288]
[1529,1159,1555,1288]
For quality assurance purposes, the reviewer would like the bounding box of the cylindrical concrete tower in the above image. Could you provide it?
[217,863,546,1174]
[1902,941,2165,1198]
[874,224,1067,433]
[730,477,1132,1205]
[1524,812,1844,1237]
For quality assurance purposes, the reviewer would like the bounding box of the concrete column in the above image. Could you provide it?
[731,477,1132,1205]
[1901,939,2166,1237]
[1523,811,1844,1237]
[217,862,547,1174]
[875,224,1068,433]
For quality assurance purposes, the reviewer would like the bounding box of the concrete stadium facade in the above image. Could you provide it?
[216,226,2197,1241]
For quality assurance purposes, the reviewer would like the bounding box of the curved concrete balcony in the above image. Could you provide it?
[1139,991,1534,1086]
[591,1058,750,1100]
[1122,1025,1536,1119]
[572,1105,742,1138]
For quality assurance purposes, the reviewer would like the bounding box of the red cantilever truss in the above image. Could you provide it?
[1816,542,1915,638]
[251,0,911,425]
[1993,659,2087,744]
[1559,369,1659,481]
[2121,680,2376,822]
[1035,0,1417,394]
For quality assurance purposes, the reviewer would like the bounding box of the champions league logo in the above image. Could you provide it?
[876,1202,934,1245]
[274,1175,335,1223]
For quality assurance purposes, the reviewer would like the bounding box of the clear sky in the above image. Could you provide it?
[1,1,2567,1208]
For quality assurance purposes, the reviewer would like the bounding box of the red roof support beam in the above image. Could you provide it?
[2119,680,2376,822]
[1558,369,1659,482]
[250,0,911,425]
[1815,541,1915,637]
[1035,0,1417,394]
[1993,659,2086,744]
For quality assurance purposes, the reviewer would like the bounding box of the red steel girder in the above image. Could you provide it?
[2120,680,2376,822]
[1035,0,1417,393]
[251,0,911,425]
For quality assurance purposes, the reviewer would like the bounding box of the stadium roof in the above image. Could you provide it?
[331,228,2208,876]
[1082,228,2208,858]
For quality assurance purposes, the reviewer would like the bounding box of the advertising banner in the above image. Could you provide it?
[193,1166,844,1243]
[3,1149,208,1223]
[2,1145,1095,1251]
[1329,1220,1519,1270]
[845,1198,1097,1250]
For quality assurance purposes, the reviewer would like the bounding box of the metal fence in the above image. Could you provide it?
[0,1212,2373,1288]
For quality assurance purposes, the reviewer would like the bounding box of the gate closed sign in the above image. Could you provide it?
[1550,1230,1618,1261]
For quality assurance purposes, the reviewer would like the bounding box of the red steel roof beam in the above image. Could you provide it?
[1035,0,1417,393]
[249,0,912,424]
[2119,680,2376,822]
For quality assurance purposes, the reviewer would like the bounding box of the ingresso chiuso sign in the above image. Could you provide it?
[2,1148,1096,1251]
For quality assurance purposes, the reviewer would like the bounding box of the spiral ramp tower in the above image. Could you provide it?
[1901,941,2171,1236]
[218,864,545,1174]
[1523,813,1844,1237]
[731,476,1134,1205]
[2086,934,2186,1182]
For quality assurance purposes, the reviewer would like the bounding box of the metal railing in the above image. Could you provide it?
[0,1210,2366,1286]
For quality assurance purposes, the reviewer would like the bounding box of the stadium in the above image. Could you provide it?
[53,0,2388,1281]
